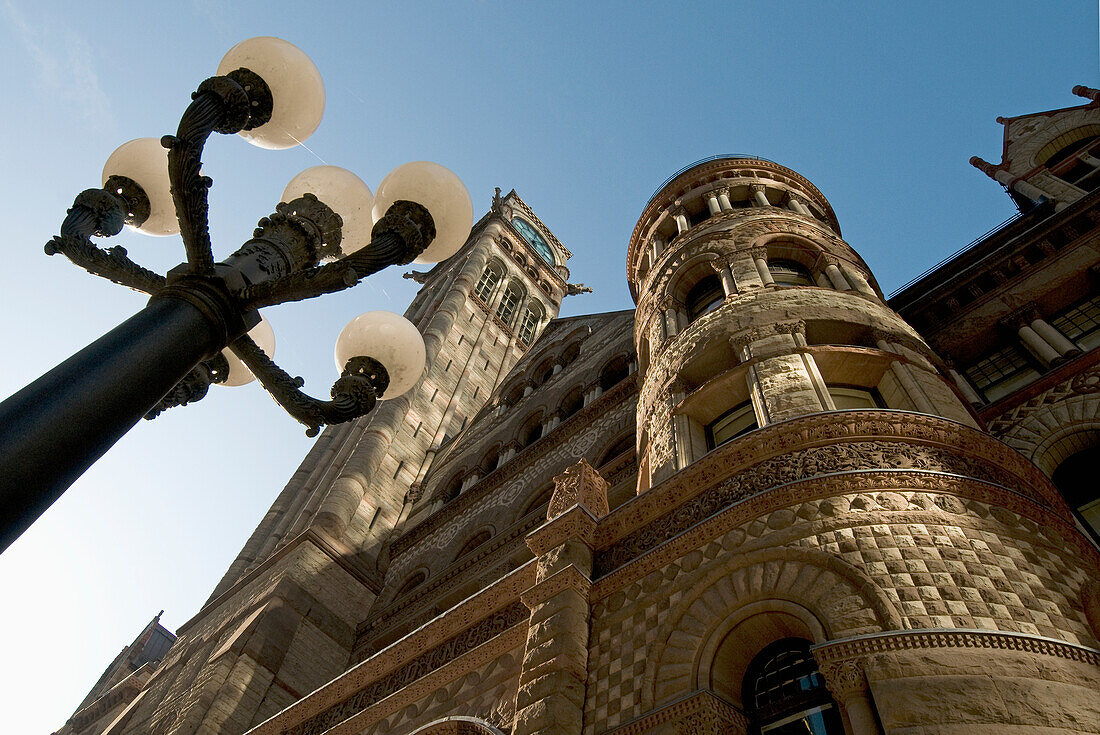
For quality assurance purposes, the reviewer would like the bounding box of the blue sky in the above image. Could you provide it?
[0,2,1095,732]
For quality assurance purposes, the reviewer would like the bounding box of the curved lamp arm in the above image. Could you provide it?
[230,333,389,437]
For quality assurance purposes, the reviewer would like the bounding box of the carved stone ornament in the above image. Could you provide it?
[819,660,868,700]
[548,459,610,520]
[284,602,529,735]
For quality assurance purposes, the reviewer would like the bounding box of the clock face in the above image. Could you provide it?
[512,217,555,264]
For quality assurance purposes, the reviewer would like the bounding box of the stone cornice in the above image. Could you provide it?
[596,410,1060,552]
[250,563,535,735]
[66,663,153,732]
[600,690,749,735]
[590,469,1091,598]
[390,375,638,559]
[526,506,600,557]
[521,565,592,609]
[252,623,528,735]
[178,528,382,636]
[811,627,1100,667]
[358,507,546,649]
[630,158,840,267]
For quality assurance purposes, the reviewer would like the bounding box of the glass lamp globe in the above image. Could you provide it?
[282,166,373,257]
[371,162,472,264]
[216,37,325,150]
[334,311,425,399]
[220,316,276,387]
[102,138,178,236]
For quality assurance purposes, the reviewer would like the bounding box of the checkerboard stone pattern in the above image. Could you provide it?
[584,489,1097,734]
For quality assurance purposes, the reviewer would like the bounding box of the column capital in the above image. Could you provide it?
[870,328,895,346]
[774,319,806,337]
[750,246,769,261]
[748,182,767,194]
[820,659,869,701]
[1000,303,1042,331]
[730,328,765,349]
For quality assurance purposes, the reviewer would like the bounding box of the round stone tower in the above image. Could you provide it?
[605,156,1100,733]
[628,156,977,488]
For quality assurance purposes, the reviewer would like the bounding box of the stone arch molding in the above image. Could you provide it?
[643,545,902,710]
[997,390,1100,475]
[409,716,506,734]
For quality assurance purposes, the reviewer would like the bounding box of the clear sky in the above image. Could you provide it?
[0,2,1095,732]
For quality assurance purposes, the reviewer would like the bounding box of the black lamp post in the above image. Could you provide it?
[0,37,472,553]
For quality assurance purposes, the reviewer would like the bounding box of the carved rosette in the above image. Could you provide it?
[820,659,868,702]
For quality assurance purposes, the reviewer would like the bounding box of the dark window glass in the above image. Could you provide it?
[1053,447,1100,543]
[706,402,757,449]
[743,639,845,735]
[768,259,815,287]
[964,344,1033,391]
[686,275,725,322]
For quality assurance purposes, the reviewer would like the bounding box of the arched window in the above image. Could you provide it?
[1053,446,1100,542]
[396,571,427,598]
[442,477,463,503]
[597,435,635,468]
[742,639,844,734]
[599,355,632,391]
[521,485,554,517]
[1039,127,1100,191]
[522,420,543,448]
[474,264,502,302]
[497,283,522,325]
[560,387,584,421]
[768,259,815,287]
[686,274,725,322]
[454,530,493,560]
[519,304,543,344]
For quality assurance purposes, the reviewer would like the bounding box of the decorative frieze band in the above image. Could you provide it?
[600,690,749,735]
[812,628,1100,668]
[280,603,529,735]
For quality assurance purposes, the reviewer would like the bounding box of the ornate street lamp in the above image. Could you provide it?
[0,37,473,552]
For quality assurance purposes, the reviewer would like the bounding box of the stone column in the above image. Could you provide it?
[875,333,937,414]
[820,660,879,735]
[751,247,775,285]
[841,264,878,297]
[515,460,609,735]
[705,192,721,215]
[583,383,603,405]
[734,325,828,422]
[650,236,665,263]
[1030,317,1080,357]
[1003,306,1063,364]
[501,442,519,464]
[716,187,733,211]
[712,260,737,297]
[662,296,681,337]
[670,379,693,470]
[749,183,770,207]
[788,195,813,216]
[972,157,1052,205]
[948,366,984,405]
[823,260,853,290]
[672,206,689,234]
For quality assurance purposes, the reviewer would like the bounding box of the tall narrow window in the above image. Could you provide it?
[497,284,521,325]
[475,265,501,302]
[519,305,540,343]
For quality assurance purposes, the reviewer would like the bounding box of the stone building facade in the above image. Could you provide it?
[58,90,1100,735]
